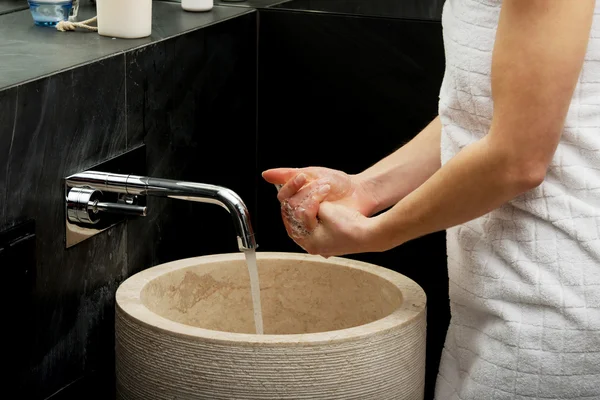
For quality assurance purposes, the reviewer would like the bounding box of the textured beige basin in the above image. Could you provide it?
[115,252,426,400]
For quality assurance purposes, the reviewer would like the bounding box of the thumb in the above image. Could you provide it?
[318,201,362,225]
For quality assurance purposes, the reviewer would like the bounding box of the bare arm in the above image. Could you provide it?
[356,116,442,215]
[261,116,442,221]
[364,0,594,251]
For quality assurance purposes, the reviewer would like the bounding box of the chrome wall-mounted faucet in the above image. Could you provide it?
[64,171,257,251]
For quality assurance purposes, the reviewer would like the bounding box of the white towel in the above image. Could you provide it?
[436,1,600,399]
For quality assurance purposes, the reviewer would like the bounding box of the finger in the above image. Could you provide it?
[296,184,331,231]
[262,168,301,184]
[287,177,330,207]
[281,201,310,239]
[280,181,330,238]
[318,201,365,231]
[277,173,310,202]
[317,201,335,219]
[317,201,348,224]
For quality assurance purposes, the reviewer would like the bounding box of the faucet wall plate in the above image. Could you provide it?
[64,146,146,248]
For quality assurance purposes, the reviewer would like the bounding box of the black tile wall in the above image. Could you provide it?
[256,9,448,399]
[270,0,445,20]
[1,55,127,399]
[0,12,257,399]
[126,12,257,272]
[2,219,36,394]
[0,87,17,226]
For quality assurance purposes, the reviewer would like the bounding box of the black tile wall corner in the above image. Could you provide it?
[0,55,127,399]
[256,9,448,399]
[126,12,257,272]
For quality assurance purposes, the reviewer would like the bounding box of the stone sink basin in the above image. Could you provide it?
[115,252,426,400]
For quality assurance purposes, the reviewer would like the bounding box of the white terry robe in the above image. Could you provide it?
[435,1,600,399]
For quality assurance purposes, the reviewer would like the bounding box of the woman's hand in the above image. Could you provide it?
[300,201,381,257]
[262,167,377,241]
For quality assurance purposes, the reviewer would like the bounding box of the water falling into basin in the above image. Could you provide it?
[243,249,264,334]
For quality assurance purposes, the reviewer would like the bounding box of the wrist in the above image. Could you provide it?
[362,214,388,253]
[351,173,381,216]
[364,211,408,253]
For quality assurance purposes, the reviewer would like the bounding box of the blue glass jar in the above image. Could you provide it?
[27,0,73,26]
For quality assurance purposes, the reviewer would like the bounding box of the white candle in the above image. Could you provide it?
[96,0,152,39]
[182,0,213,12]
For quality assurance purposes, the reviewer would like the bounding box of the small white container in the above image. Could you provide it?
[96,0,152,39]
[182,0,213,12]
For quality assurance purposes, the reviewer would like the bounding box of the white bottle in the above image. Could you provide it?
[96,0,152,39]
[182,0,213,12]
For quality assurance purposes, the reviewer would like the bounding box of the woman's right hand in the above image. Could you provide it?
[262,167,377,240]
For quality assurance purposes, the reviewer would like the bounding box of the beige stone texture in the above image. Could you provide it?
[115,252,427,399]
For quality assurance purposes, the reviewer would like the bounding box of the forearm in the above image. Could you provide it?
[368,133,538,251]
[367,0,594,252]
[355,116,442,215]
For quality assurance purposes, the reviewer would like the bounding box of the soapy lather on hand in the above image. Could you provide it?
[262,167,377,257]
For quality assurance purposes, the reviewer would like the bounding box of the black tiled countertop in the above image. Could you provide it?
[0,0,443,91]
[162,0,290,8]
[270,0,445,21]
[214,0,290,7]
[0,0,26,15]
[0,1,253,90]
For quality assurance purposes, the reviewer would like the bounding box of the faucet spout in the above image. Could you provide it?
[66,171,257,251]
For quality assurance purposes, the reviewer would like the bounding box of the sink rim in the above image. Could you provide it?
[116,251,426,345]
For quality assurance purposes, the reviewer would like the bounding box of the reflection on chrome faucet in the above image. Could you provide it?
[64,171,257,251]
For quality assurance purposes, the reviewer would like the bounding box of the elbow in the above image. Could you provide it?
[519,167,547,191]
[484,136,551,193]
[505,162,548,193]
